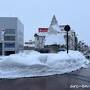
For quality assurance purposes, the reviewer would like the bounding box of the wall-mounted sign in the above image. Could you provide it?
[38,28,48,32]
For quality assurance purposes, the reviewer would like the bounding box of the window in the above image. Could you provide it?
[4,36,15,41]
[5,29,15,34]
[0,43,2,50]
[4,43,15,48]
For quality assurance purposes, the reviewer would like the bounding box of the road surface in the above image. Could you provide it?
[0,66,90,90]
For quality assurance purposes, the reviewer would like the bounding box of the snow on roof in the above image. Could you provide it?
[37,32,48,36]
[45,34,65,45]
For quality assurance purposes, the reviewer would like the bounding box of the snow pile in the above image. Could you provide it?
[45,34,65,45]
[0,50,89,79]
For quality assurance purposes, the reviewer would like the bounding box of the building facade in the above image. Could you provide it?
[0,17,24,55]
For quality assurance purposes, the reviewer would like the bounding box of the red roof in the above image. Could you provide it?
[38,28,48,32]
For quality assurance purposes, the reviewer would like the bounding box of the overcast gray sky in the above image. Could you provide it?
[0,0,90,45]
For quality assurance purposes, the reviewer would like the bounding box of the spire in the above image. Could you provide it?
[50,15,58,25]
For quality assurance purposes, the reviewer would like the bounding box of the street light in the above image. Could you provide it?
[1,28,5,56]
[64,25,71,53]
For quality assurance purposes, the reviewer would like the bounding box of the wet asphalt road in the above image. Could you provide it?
[0,66,90,90]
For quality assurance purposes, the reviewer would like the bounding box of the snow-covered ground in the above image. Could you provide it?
[0,50,89,79]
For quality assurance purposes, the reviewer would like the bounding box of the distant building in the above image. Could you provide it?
[24,40,35,50]
[0,17,24,55]
[34,34,45,49]
[34,15,78,51]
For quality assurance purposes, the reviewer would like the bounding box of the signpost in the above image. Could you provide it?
[64,25,70,53]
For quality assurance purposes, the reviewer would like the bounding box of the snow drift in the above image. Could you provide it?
[0,50,89,79]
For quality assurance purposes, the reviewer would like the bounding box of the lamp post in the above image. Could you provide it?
[64,25,70,53]
[1,29,5,56]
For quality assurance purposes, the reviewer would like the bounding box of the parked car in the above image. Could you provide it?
[58,48,66,51]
